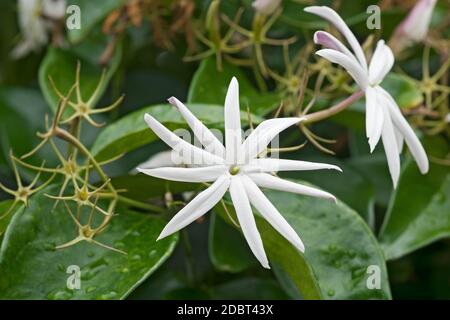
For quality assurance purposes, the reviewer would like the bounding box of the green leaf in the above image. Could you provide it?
[381,73,423,109]
[379,137,450,260]
[0,87,48,166]
[67,0,127,43]
[91,103,263,162]
[0,185,178,299]
[0,200,18,243]
[38,37,122,112]
[208,214,257,273]
[187,57,282,116]
[216,180,391,300]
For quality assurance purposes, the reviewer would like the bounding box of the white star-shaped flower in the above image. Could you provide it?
[305,6,429,187]
[138,77,341,269]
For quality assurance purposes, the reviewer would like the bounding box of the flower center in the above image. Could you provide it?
[229,165,240,175]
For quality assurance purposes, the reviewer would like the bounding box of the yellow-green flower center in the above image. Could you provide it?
[229,165,240,175]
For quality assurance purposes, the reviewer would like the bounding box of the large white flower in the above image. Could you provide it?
[138,77,341,268]
[305,6,429,188]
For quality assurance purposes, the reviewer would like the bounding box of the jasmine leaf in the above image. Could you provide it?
[215,180,391,300]
[379,136,450,260]
[188,57,282,116]
[0,185,177,299]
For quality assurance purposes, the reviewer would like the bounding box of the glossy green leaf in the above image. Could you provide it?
[381,73,423,109]
[91,103,263,162]
[209,214,257,273]
[187,57,282,116]
[0,185,178,299]
[38,37,122,112]
[216,180,391,300]
[67,0,127,43]
[379,137,450,260]
[0,87,48,166]
[0,200,18,243]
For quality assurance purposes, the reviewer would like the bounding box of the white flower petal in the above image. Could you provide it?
[368,40,394,85]
[224,77,243,164]
[252,0,282,16]
[394,126,404,154]
[381,104,400,188]
[242,176,305,252]
[229,176,269,269]
[249,173,337,202]
[378,87,429,174]
[242,117,303,161]
[137,165,227,183]
[144,113,224,166]
[366,87,384,152]
[314,31,359,65]
[158,175,230,239]
[168,97,226,158]
[398,0,437,42]
[316,49,368,90]
[305,6,367,70]
[247,158,342,173]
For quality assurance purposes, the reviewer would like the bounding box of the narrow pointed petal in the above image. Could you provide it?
[378,87,429,174]
[381,105,400,188]
[394,127,404,153]
[137,165,227,183]
[168,97,226,158]
[247,158,342,173]
[242,176,305,252]
[368,40,394,85]
[249,173,336,202]
[316,49,368,89]
[314,31,359,65]
[224,77,242,164]
[144,113,224,166]
[229,176,269,269]
[158,175,230,239]
[242,117,303,160]
[305,6,367,70]
[366,87,384,152]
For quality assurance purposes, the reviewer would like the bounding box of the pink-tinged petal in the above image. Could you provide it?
[144,113,224,166]
[252,0,282,16]
[168,97,226,158]
[249,173,336,202]
[137,165,227,183]
[224,77,243,164]
[157,175,230,240]
[314,31,358,65]
[242,117,303,161]
[368,40,394,85]
[305,6,367,70]
[397,0,437,42]
[316,49,368,90]
[377,87,429,174]
[242,176,305,252]
[381,104,400,188]
[366,87,384,152]
[247,158,341,173]
[229,176,270,269]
